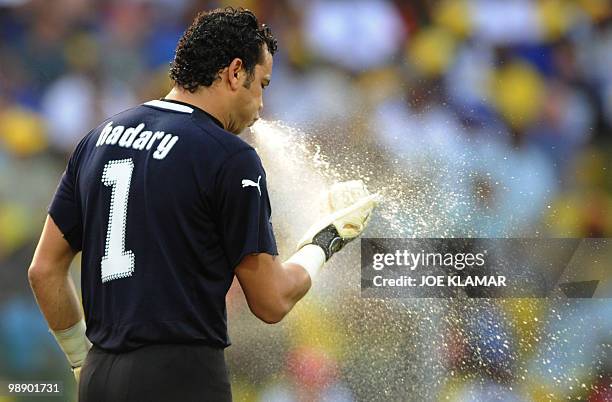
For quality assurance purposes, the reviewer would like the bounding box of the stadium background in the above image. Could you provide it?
[0,0,611,401]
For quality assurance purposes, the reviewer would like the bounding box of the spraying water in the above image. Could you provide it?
[225,119,610,402]
[248,119,474,241]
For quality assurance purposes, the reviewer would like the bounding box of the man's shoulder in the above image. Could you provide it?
[190,113,254,157]
[133,99,255,158]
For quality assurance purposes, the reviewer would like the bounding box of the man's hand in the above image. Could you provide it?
[242,180,378,322]
[73,366,82,384]
[50,318,91,384]
[297,180,379,260]
[327,180,372,212]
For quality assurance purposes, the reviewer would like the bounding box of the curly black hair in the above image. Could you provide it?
[169,7,277,92]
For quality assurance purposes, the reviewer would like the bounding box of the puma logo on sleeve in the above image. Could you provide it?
[241,175,262,196]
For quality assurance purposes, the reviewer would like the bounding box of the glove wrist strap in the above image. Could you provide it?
[311,225,346,261]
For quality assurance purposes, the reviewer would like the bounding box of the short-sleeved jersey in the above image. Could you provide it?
[49,99,278,352]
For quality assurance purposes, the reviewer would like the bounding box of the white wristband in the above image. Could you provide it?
[286,244,326,280]
[51,319,92,368]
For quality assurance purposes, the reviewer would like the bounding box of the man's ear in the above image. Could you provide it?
[228,58,245,91]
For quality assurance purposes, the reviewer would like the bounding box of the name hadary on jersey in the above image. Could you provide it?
[95,121,178,160]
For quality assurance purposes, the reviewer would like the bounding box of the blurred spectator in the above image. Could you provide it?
[259,347,354,402]
[303,0,405,72]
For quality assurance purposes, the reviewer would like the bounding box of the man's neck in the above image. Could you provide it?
[164,87,229,130]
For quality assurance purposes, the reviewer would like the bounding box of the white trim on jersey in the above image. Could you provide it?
[144,100,193,114]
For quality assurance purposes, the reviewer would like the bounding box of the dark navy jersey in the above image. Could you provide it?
[49,99,278,352]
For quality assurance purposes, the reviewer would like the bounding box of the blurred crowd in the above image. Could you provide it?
[0,0,611,401]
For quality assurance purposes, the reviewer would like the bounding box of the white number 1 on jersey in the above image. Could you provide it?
[101,158,135,283]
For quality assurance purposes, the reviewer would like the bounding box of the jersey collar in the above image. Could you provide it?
[159,98,225,130]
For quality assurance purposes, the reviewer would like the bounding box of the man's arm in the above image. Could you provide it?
[28,215,81,330]
[236,251,318,324]
[28,215,90,374]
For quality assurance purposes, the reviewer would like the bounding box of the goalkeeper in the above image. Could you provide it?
[27,7,377,402]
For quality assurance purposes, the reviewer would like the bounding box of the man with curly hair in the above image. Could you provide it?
[28,7,376,402]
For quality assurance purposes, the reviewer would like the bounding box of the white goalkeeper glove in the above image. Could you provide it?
[288,180,378,279]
